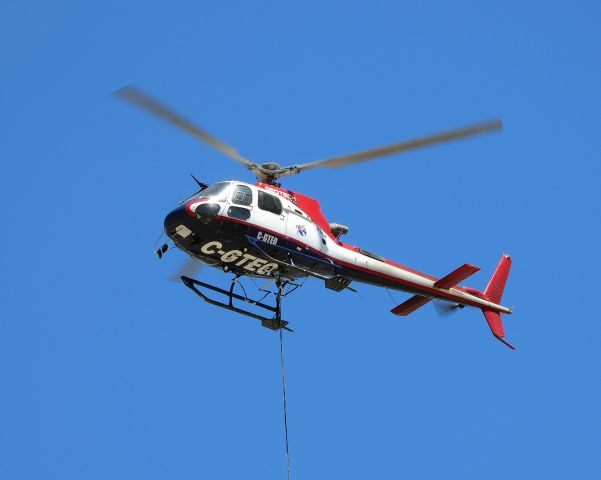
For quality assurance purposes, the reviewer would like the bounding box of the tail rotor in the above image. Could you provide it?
[433,300,464,317]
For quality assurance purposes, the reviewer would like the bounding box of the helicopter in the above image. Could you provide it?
[115,86,515,349]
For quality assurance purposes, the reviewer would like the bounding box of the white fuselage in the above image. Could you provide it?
[178,180,510,314]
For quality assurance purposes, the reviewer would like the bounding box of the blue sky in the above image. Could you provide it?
[1,1,600,478]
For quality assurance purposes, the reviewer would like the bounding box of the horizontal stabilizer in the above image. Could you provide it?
[434,263,480,289]
[391,295,431,316]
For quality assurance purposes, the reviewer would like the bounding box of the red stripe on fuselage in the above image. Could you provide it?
[185,198,208,217]
[254,183,440,281]
[249,187,502,310]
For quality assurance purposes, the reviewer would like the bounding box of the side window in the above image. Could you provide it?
[258,191,282,215]
[227,206,251,221]
[231,185,253,206]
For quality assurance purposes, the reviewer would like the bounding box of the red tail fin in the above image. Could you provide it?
[482,255,514,349]
[484,255,512,304]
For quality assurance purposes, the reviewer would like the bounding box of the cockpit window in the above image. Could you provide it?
[231,185,253,206]
[198,182,230,198]
[258,191,282,215]
[187,182,231,202]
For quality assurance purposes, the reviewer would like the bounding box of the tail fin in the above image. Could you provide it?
[484,254,512,304]
[482,255,514,349]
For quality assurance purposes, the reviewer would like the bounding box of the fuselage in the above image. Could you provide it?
[164,181,510,314]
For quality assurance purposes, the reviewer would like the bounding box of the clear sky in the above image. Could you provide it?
[1,1,600,479]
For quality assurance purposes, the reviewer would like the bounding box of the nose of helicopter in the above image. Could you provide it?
[164,201,222,239]
[163,206,191,237]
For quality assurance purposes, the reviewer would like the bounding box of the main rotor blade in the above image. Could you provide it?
[295,119,502,171]
[114,86,258,170]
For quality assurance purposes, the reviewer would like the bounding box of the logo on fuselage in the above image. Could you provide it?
[262,186,297,204]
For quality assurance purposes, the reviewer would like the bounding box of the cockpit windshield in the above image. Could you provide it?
[184,182,231,203]
[198,182,231,198]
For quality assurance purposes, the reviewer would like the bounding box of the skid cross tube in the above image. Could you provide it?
[180,276,293,331]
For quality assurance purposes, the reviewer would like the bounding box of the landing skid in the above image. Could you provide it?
[180,275,294,332]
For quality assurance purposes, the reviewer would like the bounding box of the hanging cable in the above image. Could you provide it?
[279,327,292,480]
[276,281,292,480]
